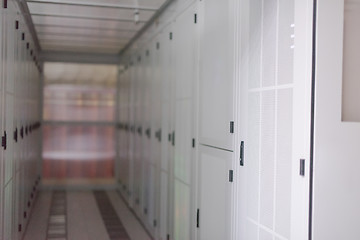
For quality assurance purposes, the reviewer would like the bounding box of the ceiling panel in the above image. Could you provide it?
[26,0,167,54]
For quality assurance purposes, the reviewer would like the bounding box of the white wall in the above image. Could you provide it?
[0,1,42,239]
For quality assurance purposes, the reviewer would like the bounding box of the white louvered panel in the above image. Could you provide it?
[259,228,273,240]
[261,0,277,88]
[242,0,296,239]
[275,89,293,238]
[259,90,276,229]
[247,92,261,221]
[249,0,262,89]
[278,0,295,85]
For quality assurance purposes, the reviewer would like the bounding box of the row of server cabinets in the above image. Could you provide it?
[0,1,42,240]
[116,0,314,239]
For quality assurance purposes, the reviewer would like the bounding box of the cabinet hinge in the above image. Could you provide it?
[3,0,7,8]
[300,159,305,176]
[153,220,157,227]
[168,133,172,142]
[14,128,18,142]
[2,131,7,150]
[229,170,234,182]
[196,209,200,228]
[194,13,197,24]
[230,121,234,133]
[15,21,19,29]
[170,32,173,40]
[192,138,195,148]
[172,131,175,146]
[240,141,244,166]
[146,128,151,138]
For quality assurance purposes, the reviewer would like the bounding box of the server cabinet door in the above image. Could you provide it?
[198,146,233,240]
[313,0,360,239]
[237,0,312,239]
[198,0,235,151]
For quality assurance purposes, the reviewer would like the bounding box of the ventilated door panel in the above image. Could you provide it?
[238,0,310,239]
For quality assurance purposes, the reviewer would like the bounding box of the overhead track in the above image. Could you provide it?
[26,0,158,11]
[32,13,147,23]
[35,24,138,33]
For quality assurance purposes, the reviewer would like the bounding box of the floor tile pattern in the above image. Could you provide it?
[93,191,130,240]
[47,191,67,240]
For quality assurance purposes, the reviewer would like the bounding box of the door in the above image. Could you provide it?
[198,146,233,240]
[198,0,236,151]
[237,0,313,239]
[312,0,360,239]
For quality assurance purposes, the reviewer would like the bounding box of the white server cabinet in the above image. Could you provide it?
[126,57,136,208]
[159,25,174,240]
[312,0,360,239]
[198,0,236,151]
[149,37,162,238]
[197,146,233,240]
[0,4,3,239]
[118,67,128,199]
[139,46,152,225]
[237,0,313,239]
[133,50,144,217]
[172,4,198,240]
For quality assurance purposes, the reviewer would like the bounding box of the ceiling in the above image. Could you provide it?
[26,0,167,54]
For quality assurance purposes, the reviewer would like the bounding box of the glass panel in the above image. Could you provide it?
[42,125,115,179]
[43,63,116,122]
[42,63,117,181]
[342,1,360,121]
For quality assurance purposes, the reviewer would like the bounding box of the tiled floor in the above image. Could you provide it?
[24,190,151,240]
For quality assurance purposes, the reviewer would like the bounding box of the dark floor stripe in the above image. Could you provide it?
[46,191,67,240]
[93,191,130,240]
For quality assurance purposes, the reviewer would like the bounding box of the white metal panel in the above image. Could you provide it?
[4,93,14,184]
[174,179,191,240]
[173,4,196,100]
[4,181,13,240]
[198,0,235,151]
[198,145,232,240]
[159,171,168,240]
[0,5,3,239]
[174,99,192,185]
[313,0,360,239]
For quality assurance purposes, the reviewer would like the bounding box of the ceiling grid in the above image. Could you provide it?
[26,0,167,54]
